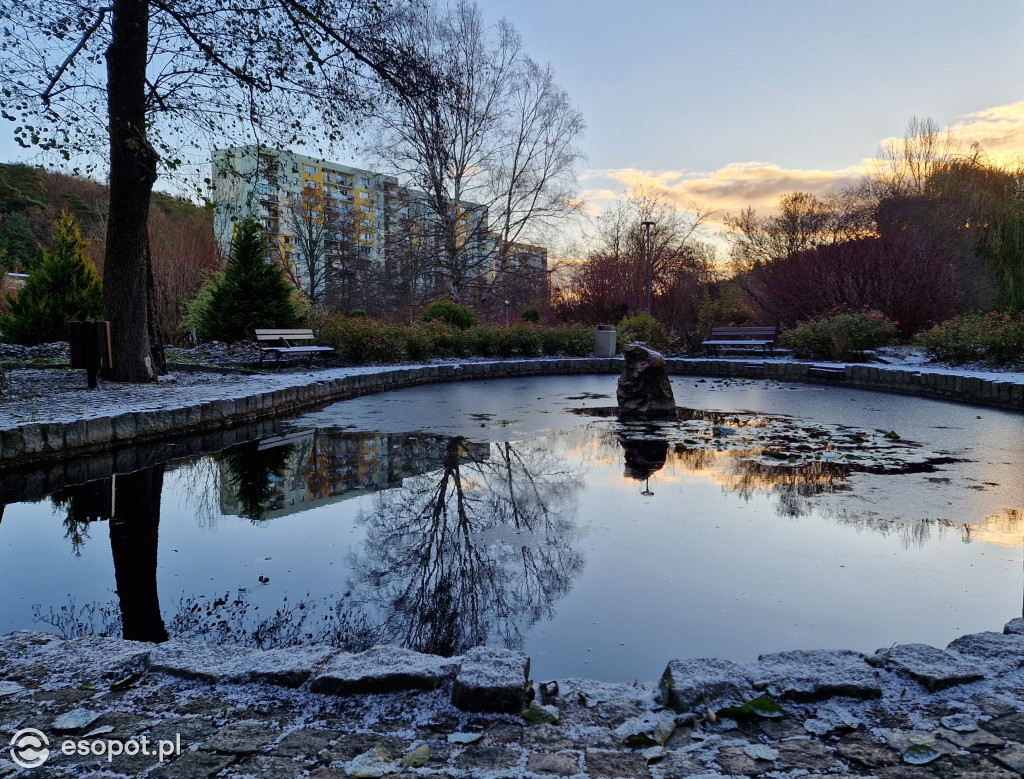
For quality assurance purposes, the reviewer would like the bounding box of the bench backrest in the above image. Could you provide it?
[255,328,317,344]
[708,326,777,339]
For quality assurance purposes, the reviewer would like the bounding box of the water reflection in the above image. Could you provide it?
[25,428,584,655]
[348,439,583,655]
[46,468,169,642]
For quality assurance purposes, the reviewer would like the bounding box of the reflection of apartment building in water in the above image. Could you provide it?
[219,431,487,520]
[210,146,546,307]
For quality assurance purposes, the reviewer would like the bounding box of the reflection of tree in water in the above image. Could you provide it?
[217,441,295,521]
[38,466,170,643]
[348,438,584,656]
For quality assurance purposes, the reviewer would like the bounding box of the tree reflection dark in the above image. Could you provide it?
[348,437,584,656]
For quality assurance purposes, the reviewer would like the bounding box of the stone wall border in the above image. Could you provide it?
[2,357,1023,467]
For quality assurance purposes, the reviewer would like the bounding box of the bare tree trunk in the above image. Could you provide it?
[103,0,158,382]
[146,240,167,375]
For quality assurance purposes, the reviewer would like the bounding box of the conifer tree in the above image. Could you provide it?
[195,216,301,342]
[0,209,103,345]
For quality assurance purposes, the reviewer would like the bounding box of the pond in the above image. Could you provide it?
[1,375,1023,683]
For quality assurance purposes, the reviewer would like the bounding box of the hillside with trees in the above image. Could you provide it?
[0,164,220,343]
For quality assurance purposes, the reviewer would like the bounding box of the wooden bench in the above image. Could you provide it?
[255,328,334,368]
[808,364,846,378]
[702,326,777,355]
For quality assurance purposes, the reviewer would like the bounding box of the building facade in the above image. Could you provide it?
[211,146,547,315]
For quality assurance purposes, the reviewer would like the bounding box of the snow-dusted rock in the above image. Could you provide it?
[659,657,757,713]
[946,631,1024,676]
[310,645,459,695]
[147,640,250,683]
[753,649,881,701]
[451,646,530,713]
[225,645,340,688]
[52,708,101,732]
[866,643,984,691]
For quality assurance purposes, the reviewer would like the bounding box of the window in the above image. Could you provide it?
[303,163,318,175]
[283,236,291,245]
[359,176,371,189]
[360,205,372,213]
[304,180,318,189]
[359,191,370,201]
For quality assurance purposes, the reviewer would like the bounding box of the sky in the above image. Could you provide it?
[474,0,1024,223]
[1,0,1022,239]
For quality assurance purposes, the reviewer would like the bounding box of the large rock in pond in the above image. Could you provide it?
[616,343,676,419]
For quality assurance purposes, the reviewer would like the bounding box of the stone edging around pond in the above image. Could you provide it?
[6,619,1024,776]
[2,357,1023,467]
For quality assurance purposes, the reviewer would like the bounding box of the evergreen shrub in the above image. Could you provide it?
[0,209,103,345]
[421,300,477,329]
[189,216,302,342]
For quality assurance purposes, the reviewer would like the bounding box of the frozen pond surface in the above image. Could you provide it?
[1,375,1023,683]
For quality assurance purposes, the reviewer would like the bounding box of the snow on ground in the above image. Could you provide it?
[1,346,1022,432]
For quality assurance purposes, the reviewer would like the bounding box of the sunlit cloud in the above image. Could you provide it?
[580,99,1024,225]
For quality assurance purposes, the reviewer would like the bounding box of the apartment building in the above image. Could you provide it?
[211,146,546,312]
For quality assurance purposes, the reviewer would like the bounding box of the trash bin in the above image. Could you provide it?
[69,320,112,389]
[594,324,617,358]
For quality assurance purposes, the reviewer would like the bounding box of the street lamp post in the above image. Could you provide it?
[504,299,510,326]
[641,221,655,316]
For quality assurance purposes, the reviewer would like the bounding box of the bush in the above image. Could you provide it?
[317,316,600,363]
[521,307,540,323]
[190,216,302,342]
[421,300,476,330]
[0,209,103,345]
[492,323,542,357]
[617,312,668,351]
[404,320,462,361]
[779,309,898,360]
[540,325,594,356]
[914,312,1024,364]
[319,315,404,364]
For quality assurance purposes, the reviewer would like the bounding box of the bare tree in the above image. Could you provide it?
[279,186,355,310]
[1,0,423,381]
[370,0,584,305]
[555,187,715,332]
[871,116,960,199]
[726,190,874,273]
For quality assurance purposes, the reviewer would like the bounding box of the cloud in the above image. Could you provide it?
[951,101,1024,164]
[580,99,1024,223]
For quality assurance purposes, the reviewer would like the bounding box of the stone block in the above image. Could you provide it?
[1004,618,1024,635]
[659,657,756,712]
[866,643,985,691]
[148,641,251,684]
[225,645,339,688]
[310,645,458,695]
[753,649,881,701]
[40,422,65,453]
[112,414,136,442]
[18,424,44,455]
[64,421,87,450]
[85,417,113,447]
[947,631,1024,675]
[451,646,530,713]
